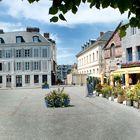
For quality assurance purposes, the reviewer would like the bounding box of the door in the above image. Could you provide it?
[6,75,11,87]
[16,75,22,87]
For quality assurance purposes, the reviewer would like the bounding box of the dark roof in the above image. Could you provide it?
[97,31,113,41]
[103,22,122,49]
[76,31,113,57]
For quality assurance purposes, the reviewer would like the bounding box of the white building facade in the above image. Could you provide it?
[76,31,113,77]
[0,28,56,88]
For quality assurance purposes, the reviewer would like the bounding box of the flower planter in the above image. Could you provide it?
[117,95,125,104]
[133,101,139,109]
[126,99,133,106]
[42,85,49,89]
[63,98,70,107]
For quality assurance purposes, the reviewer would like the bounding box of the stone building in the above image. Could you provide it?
[103,23,122,79]
[0,27,57,88]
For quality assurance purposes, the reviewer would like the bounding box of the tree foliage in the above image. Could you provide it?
[27,0,140,34]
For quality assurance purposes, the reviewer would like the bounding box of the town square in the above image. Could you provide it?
[1,0,140,140]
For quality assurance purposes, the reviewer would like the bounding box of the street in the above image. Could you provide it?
[0,86,140,140]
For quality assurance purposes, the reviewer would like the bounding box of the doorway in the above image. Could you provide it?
[6,75,11,87]
[16,75,22,87]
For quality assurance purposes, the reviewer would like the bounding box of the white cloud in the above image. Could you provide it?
[0,21,24,32]
[57,47,75,64]
[2,0,128,26]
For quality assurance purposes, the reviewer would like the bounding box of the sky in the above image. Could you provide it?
[0,0,128,65]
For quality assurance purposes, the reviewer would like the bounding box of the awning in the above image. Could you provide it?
[111,67,140,75]
[88,73,101,78]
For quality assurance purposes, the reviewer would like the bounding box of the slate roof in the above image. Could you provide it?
[76,31,113,57]
[0,31,50,44]
[103,22,122,49]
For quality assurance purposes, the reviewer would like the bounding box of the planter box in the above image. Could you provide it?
[126,99,133,106]
[133,101,139,109]
[42,85,49,89]
[117,95,125,104]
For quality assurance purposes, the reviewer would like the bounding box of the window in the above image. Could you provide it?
[0,38,4,44]
[34,61,39,70]
[34,48,39,57]
[25,49,31,57]
[25,75,30,84]
[137,46,140,60]
[16,36,25,43]
[110,44,115,58]
[93,69,95,74]
[96,51,98,60]
[16,62,21,71]
[42,48,47,57]
[16,50,21,58]
[97,68,99,74]
[0,63,2,71]
[89,54,91,63]
[93,53,95,61]
[0,76,2,83]
[6,50,11,58]
[0,50,2,58]
[34,75,39,83]
[127,47,132,62]
[131,27,136,35]
[33,36,39,42]
[42,75,47,83]
[25,62,30,70]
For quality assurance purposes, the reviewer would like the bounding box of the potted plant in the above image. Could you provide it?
[42,82,49,89]
[95,83,102,96]
[44,87,70,108]
[101,84,112,99]
[125,88,134,106]
[133,90,139,108]
[116,85,125,103]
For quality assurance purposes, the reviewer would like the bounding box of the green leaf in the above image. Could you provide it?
[28,0,39,3]
[60,4,68,14]
[50,16,58,22]
[102,0,111,8]
[72,6,78,14]
[49,6,58,15]
[82,0,86,3]
[75,0,81,7]
[128,11,131,18]
[59,14,67,21]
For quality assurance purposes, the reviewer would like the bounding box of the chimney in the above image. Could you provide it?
[26,27,40,32]
[44,33,50,38]
[0,29,4,34]
[100,32,104,37]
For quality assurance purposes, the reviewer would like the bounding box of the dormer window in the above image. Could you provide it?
[16,36,25,43]
[0,38,5,44]
[33,36,40,42]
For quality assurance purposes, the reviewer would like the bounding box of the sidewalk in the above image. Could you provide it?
[0,86,140,140]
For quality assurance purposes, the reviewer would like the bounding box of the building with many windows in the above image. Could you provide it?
[76,31,113,80]
[0,27,56,88]
[57,65,72,83]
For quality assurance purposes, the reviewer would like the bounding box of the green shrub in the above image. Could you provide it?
[44,87,70,107]
[101,84,112,97]
[95,83,102,93]
[124,88,134,100]
[114,84,124,96]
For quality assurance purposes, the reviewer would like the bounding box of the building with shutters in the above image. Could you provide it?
[0,27,56,88]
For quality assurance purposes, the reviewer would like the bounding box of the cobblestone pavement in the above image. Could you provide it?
[0,86,140,140]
